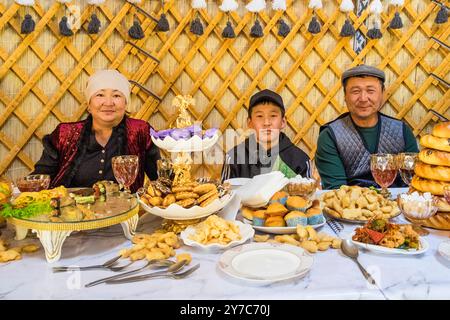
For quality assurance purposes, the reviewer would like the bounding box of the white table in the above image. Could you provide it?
[1,189,449,300]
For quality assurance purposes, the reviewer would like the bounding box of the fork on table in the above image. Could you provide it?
[52,255,135,273]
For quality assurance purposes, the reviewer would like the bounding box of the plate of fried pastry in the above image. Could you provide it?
[321,185,400,224]
[138,178,234,220]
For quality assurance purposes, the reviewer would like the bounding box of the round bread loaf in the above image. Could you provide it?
[414,161,450,182]
[411,176,450,196]
[419,135,450,152]
[432,122,450,139]
[418,149,450,167]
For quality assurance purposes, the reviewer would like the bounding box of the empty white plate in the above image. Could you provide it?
[218,242,313,285]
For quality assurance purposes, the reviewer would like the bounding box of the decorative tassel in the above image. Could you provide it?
[389,12,403,29]
[278,19,290,37]
[250,19,264,38]
[88,13,101,34]
[308,0,322,34]
[190,0,206,36]
[59,16,73,36]
[219,0,239,12]
[272,0,287,11]
[220,0,238,39]
[16,0,35,34]
[190,17,204,35]
[367,21,382,39]
[128,17,145,39]
[156,0,170,32]
[435,4,448,24]
[246,0,266,12]
[368,0,383,39]
[339,0,355,38]
[250,18,264,38]
[388,0,404,29]
[21,14,35,34]
[156,13,170,32]
[308,16,321,34]
[340,18,355,37]
[222,21,236,38]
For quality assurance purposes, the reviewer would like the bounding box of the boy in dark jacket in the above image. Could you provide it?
[227,89,310,179]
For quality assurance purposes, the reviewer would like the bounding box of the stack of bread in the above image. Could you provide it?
[411,121,450,214]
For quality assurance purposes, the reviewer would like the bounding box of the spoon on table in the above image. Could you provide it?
[105,259,190,285]
[341,239,376,285]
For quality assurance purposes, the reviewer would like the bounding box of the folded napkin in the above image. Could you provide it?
[237,172,289,207]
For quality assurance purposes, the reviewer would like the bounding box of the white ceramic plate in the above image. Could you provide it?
[438,240,450,261]
[351,238,429,255]
[218,242,313,285]
[242,218,325,235]
[138,191,234,220]
[180,220,255,252]
[151,133,219,153]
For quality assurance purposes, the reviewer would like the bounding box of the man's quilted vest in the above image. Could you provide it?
[326,112,405,187]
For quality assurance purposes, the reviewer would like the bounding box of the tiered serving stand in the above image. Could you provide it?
[138,95,234,232]
[8,191,139,263]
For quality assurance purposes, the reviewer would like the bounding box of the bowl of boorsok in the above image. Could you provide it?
[398,192,438,220]
[286,176,317,200]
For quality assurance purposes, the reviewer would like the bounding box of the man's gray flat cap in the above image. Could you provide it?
[341,65,385,84]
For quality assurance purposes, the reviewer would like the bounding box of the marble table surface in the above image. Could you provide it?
[1,188,449,300]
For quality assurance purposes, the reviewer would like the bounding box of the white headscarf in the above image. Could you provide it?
[85,69,130,103]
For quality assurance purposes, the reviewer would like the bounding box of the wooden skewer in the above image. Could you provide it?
[130,3,159,24]
[126,41,159,63]
[431,37,450,50]
[129,80,162,101]
[431,73,450,88]
[430,110,449,122]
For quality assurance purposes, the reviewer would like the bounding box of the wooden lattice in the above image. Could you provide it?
[0,0,448,181]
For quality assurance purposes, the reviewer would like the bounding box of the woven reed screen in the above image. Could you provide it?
[0,0,448,181]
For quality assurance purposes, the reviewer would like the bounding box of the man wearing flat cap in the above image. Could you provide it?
[227,89,310,179]
[315,65,418,189]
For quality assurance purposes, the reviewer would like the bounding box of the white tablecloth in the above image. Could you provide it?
[1,188,449,300]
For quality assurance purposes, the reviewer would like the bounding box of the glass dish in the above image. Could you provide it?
[397,194,438,220]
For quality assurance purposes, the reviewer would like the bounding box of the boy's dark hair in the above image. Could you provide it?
[248,89,285,118]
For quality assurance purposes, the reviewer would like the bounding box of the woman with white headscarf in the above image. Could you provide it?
[33,69,160,192]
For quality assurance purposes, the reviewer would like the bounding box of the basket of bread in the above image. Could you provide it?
[408,121,450,230]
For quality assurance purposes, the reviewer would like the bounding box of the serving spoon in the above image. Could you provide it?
[341,239,376,285]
